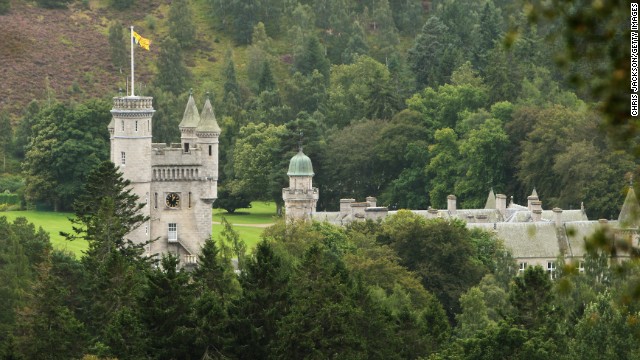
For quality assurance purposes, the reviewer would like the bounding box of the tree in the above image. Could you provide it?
[0,112,12,173]
[168,0,196,48]
[455,118,510,208]
[229,240,291,359]
[271,245,367,358]
[140,255,199,360]
[15,254,87,359]
[231,122,288,210]
[222,49,241,107]
[63,161,150,344]
[154,37,189,96]
[426,128,460,209]
[108,24,127,73]
[0,0,9,14]
[294,36,330,80]
[110,0,132,10]
[380,211,486,321]
[341,21,369,64]
[408,16,460,89]
[23,100,111,211]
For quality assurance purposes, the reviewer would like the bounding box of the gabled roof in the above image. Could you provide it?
[179,94,200,128]
[197,98,221,133]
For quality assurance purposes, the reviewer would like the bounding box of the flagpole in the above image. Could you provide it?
[130,25,135,97]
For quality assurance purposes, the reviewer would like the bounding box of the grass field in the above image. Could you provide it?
[213,202,278,250]
[1,202,278,258]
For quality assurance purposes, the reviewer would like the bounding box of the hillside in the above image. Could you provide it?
[0,0,226,118]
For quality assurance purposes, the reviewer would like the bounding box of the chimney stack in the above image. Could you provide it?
[532,209,542,222]
[447,195,457,215]
[366,196,377,208]
[552,207,563,227]
[496,194,507,216]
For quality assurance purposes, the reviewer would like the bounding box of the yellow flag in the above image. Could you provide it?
[133,31,151,51]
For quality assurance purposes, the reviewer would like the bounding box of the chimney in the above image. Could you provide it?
[531,200,542,213]
[427,208,439,219]
[552,207,563,227]
[340,199,355,215]
[447,195,457,214]
[496,194,507,216]
[527,188,539,211]
[532,209,542,222]
[366,196,377,208]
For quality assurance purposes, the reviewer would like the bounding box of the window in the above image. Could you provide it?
[547,261,556,280]
[145,225,148,235]
[519,262,528,274]
[121,120,124,131]
[147,120,150,131]
[168,223,177,242]
[184,143,190,153]
[209,145,212,156]
[121,152,126,165]
[578,261,585,273]
[154,192,158,209]
[188,192,191,208]
[135,120,138,132]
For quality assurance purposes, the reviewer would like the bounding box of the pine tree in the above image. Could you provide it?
[154,37,190,96]
[168,0,196,48]
[0,0,10,14]
[63,161,150,340]
[108,24,128,72]
[294,36,330,80]
[222,49,241,105]
[140,254,199,360]
[258,60,276,93]
[229,240,291,359]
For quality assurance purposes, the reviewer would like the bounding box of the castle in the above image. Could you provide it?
[108,93,220,264]
[283,150,640,278]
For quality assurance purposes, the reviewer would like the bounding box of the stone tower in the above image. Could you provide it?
[109,93,220,265]
[108,96,154,247]
[282,149,319,221]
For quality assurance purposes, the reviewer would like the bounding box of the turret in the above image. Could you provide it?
[179,91,200,153]
[109,95,154,247]
[283,149,319,221]
[196,96,221,202]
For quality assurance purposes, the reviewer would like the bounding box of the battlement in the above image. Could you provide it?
[112,96,153,110]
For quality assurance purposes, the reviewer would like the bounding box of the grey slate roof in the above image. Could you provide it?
[197,98,221,133]
[179,94,200,128]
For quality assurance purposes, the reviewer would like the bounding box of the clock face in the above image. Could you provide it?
[165,192,180,208]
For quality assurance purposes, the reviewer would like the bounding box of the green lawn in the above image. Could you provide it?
[0,210,87,256]
[1,202,278,258]
[213,202,278,224]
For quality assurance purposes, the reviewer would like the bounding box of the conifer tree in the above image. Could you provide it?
[154,37,190,96]
[258,60,276,93]
[108,24,127,72]
[140,254,199,360]
[222,49,241,106]
[63,161,150,340]
[168,0,196,48]
[229,240,291,359]
[295,36,330,80]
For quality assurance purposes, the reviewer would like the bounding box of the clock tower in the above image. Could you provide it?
[108,93,220,265]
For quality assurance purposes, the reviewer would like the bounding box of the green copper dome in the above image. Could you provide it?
[287,150,314,176]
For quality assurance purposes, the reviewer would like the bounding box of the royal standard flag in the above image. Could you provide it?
[133,31,151,51]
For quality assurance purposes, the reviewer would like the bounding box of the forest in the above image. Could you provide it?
[1,0,639,358]
[0,0,635,218]
[1,160,640,359]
